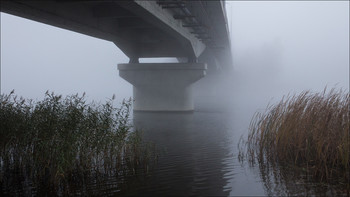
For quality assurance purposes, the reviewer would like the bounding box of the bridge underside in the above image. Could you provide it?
[1,0,232,70]
[1,0,232,111]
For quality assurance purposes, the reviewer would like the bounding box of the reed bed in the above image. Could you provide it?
[0,91,155,195]
[239,88,349,194]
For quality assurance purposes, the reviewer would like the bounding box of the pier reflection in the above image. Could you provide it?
[131,111,235,196]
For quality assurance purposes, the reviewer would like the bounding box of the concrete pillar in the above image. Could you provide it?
[118,63,207,112]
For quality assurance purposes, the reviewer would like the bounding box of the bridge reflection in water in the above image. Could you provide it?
[131,111,235,196]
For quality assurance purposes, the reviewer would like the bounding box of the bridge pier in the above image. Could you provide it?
[118,63,206,112]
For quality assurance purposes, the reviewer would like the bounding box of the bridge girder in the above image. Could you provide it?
[1,0,232,69]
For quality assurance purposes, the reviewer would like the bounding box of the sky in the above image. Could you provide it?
[221,1,349,110]
[1,1,349,106]
[227,1,349,92]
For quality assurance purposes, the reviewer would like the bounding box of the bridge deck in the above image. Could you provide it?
[1,0,232,69]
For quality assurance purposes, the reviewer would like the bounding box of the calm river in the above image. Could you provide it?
[116,73,346,196]
[130,109,261,196]
[2,74,346,196]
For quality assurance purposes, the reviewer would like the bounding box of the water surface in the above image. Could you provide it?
[126,99,268,196]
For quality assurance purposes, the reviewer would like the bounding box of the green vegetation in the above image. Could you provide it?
[239,88,349,195]
[0,91,155,194]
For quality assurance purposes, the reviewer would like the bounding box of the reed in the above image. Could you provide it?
[0,91,155,194]
[240,88,349,193]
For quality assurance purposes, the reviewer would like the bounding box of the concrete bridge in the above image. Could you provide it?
[1,0,232,111]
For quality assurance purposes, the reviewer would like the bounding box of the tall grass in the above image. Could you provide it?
[0,91,155,195]
[239,88,349,194]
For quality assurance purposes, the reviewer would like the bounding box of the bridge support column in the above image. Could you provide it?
[118,63,207,112]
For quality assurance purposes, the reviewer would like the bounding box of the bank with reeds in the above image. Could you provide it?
[0,91,155,195]
[239,88,349,195]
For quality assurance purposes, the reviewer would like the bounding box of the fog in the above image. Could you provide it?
[228,1,349,93]
[1,12,131,103]
[196,1,349,112]
[1,1,349,109]
[0,2,349,195]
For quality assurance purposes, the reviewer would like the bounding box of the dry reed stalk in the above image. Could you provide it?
[0,91,156,194]
[243,88,349,189]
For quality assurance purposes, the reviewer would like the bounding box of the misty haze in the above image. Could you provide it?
[1,1,349,196]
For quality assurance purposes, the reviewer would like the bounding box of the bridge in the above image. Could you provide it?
[1,0,232,111]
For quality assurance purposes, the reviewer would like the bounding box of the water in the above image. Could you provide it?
[2,103,347,196]
[124,95,269,196]
[116,71,348,196]
[2,74,348,196]
[127,108,346,196]
[132,111,236,196]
